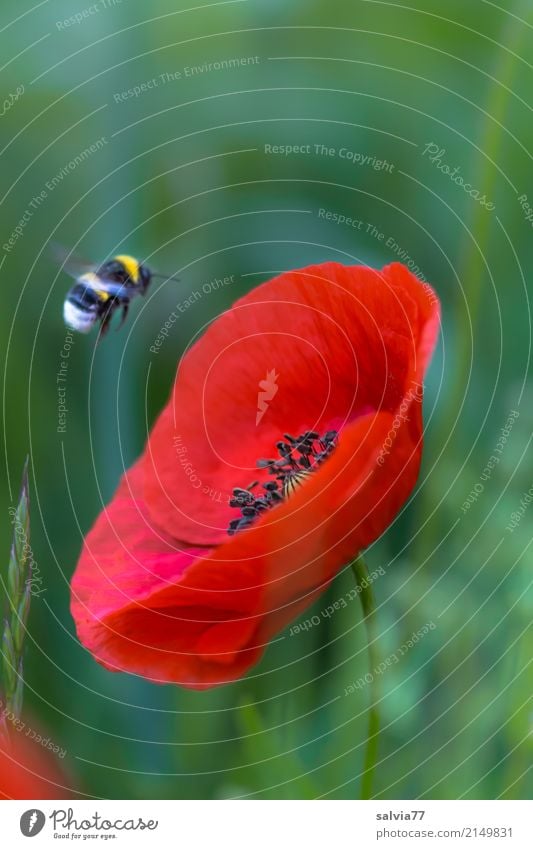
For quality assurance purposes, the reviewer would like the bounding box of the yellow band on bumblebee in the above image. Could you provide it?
[114,254,140,283]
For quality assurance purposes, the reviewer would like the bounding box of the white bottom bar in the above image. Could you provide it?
[0,800,530,847]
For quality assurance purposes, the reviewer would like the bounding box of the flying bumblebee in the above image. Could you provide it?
[57,246,178,338]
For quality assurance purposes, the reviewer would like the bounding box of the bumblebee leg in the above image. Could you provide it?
[98,308,113,341]
[117,302,129,329]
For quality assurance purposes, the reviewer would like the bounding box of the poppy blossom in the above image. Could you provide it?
[0,729,71,799]
[71,262,440,689]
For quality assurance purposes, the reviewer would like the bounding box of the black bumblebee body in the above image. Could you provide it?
[62,254,153,337]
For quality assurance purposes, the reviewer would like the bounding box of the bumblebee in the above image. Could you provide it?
[58,247,178,338]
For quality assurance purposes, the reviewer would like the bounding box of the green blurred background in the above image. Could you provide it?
[1,0,532,799]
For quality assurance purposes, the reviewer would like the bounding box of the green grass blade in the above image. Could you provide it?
[1,457,32,739]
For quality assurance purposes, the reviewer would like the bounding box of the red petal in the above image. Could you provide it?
[73,409,428,688]
[71,461,261,687]
[143,262,439,545]
[0,730,72,799]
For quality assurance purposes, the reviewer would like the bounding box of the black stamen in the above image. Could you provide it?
[227,428,338,535]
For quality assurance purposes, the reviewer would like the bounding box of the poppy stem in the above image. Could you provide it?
[351,554,379,799]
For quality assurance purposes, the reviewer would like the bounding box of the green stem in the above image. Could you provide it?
[352,554,379,799]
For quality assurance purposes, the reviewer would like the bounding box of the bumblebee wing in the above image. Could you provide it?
[71,272,129,298]
[51,242,98,280]
[91,277,130,297]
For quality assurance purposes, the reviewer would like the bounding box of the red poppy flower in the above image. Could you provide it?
[71,262,440,689]
[0,729,71,799]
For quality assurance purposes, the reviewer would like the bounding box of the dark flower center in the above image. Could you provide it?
[227,429,338,535]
